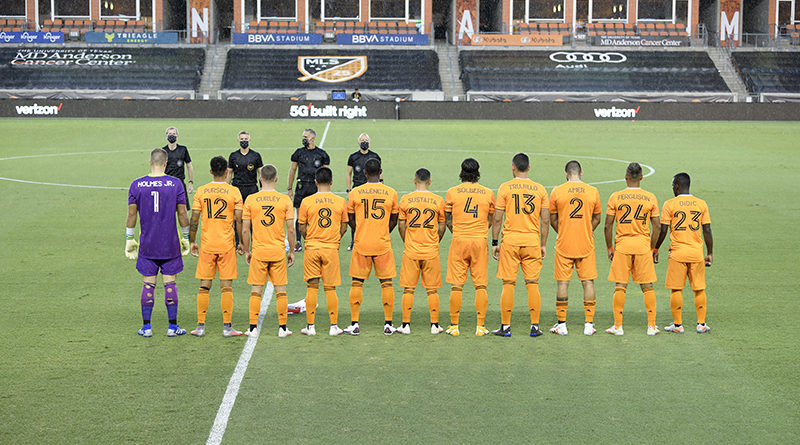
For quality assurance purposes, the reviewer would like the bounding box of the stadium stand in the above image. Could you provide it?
[0,18,30,32]
[731,51,800,102]
[0,47,205,99]
[36,19,147,40]
[243,20,420,37]
[459,50,731,102]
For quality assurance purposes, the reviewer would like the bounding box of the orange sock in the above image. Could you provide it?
[324,286,338,325]
[381,281,394,322]
[475,286,488,326]
[349,280,363,323]
[694,289,707,324]
[221,287,233,324]
[613,286,626,327]
[643,288,657,326]
[556,299,568,323]
[276,291,288,325]
[402,288,414,324]
[197,287,210,324]
[584,300,596,323]
[449,286,463,325]
[526,282,541,324]
[249,291,261,326]
[426,289,439,324]
[670,290,683,325]
[500,283,514,325]
[306,284,319,325]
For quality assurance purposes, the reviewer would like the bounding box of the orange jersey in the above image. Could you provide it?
[347,182,399,255]
[661,195,711,262]
[445,183,495,239]
[606,187,659,255]
[298,192,349,250]
[549,181,601,257]
[193,181,243,254]
[495,178,548,247]
[242,190,293,260]
[399,191,446,260]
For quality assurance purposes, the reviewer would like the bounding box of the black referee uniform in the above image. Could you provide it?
[290,145,330,244]
[163,143,192,209]
[346,149,381,247]
[228,148,263,244]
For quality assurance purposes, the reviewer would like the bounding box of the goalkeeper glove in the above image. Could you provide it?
[125,239,139,260]
[180,226,190,256]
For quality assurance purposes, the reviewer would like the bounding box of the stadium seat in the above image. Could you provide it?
[732,52,800,94]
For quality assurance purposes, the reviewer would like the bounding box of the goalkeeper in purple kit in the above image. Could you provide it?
[125,148,192,337]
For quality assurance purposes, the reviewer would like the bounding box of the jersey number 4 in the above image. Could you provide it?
[618,204,647,224]
[203,198,228,220]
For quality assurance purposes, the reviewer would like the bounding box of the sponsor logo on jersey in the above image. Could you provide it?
[297,56,367,83]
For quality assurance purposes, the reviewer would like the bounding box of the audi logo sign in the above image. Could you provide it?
[549,52,627,63]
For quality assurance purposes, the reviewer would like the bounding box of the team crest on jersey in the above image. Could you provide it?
[247,163,254,171]
[297,56,367,83]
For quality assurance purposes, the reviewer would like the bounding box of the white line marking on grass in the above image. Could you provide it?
[319,121,331,147]
[206,281,274,445]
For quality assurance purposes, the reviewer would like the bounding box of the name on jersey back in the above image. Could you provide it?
[456,187,487,194]
[253,194,282,203]
[508,183,540,191]
[678,199,697,206]
[567,186,585,193]
[618,192,651,201]
[355,187,390,196]
[313,196,336,205]
[407,196,438,205]
[204,187,230,194]
[137,179,175,188]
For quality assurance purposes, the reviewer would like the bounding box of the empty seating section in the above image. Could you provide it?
[787,24,799,44]
[247,20,301,33]
[245,20,419,36]
[518,22,570,36]
[732,52,800,94]
[0,18,29,32]
[0,18,147,40]
[515,21,687,37]
[222,49,440,91]
[459,50,728,93]
[0,48,205,91]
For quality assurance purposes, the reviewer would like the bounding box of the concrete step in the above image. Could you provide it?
[435,41,464,101]
[198,44,230,100]
[706,47,749,102]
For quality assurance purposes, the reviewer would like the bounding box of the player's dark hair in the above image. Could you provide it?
[512,153,529,172]
[415,168,431,182]
[315,166,333,185]
[565,160,582,175]
[459,158,480,183]
[304,128,316,138]
[210,156,228,176]
[673,172,691,190]
[626,162,643,180]
[150,148,168,165]
[364,158,381,176]
[261,164,277,182]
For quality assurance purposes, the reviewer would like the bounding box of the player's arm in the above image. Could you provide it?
[176,204,191,255]
[654,224,669,250]
[445,211,453,233]
[186,162,195,193]
[649,216,661,250]
[125,204,139,259]
[438,220,446,241]
[549,211,559,233]
[388,213,398,233]
[340,221,348,238]
[241,219,252,263]
[702,223,713,266]
[345,165,353,191]
[225,167,233,184]
[591,212,601,231]
[491,209,503,243]
[235,209,244,253]
[348,212,356,231]
[398,218,407,241]
[298,222,307,239]
[539,208,550,259]
[604,214,615,260]
[285,218,296,267]
[487,211,493,230]
[287,161,298,199]
[189,209,201,256]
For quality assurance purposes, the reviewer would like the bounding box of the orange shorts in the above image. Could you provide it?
[608,251,656,285]
[496,244,542,282]
[446,238,489,286]
[349,249,396,280]
[665,258,706,291]
[399,254,442,289]
[247,255,288,286]
[304,247,342,286]
[553,249,597,281]
[196,248,238,281]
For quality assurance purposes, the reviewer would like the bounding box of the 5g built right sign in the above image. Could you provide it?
[720,0,741,46]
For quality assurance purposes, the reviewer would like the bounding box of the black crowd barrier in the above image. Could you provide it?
[3,99,800,121]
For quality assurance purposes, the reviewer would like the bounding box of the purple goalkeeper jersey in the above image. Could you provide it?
[128,174,186,259]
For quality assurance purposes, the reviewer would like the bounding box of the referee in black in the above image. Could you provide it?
[163,126,194,208]
[345,132,381,250]
[287,128,330,252]
[226,131,263,244]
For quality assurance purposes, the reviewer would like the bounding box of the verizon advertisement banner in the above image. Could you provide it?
[593,35,689,47]
[232,33,323,45]
[0,31,64,44]
[336,34,429,45]
[471,33,563,46]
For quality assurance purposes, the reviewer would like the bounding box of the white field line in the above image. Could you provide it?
[319,120,331,147]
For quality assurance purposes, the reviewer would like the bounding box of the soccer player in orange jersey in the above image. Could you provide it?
[490,153,549,338]
[344,158,400,335]
[547,160,602,336]
[189,156,245,338]
[604,162,661,336]
[241,165,296,338]
[654,173,713,334]
[297,167,349,337]
[444,158,495,337]
[397,168,447,335]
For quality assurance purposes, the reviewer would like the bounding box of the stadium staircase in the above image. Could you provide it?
[435,41,465,100]
[707,47,749,102]
[199,44,230,100]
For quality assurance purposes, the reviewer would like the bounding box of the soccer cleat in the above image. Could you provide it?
[223,326,243,337]
[550,322,568,336]
[167,324,186,337]
[278,326,293,338]
[287,299,306,314]
[605,325,624,336]
[445,324,460,337]
[329,325,344,336]
[583,322,596,336]
[294,242,303,252]
[137,324,152,338]
[343,323,360,336]
[190,324,205,337]
[475,325,490,337]
[530,324,543,337]
[245,327,259,338]
[430,324,444,335]
[396,324,411,335]
[664,323,685,334]
[492,325,511,337]
[347,244,353,251]
[696,323,710,334]
[647,325,660,336]
[301,325,316,336]
[384,323,397,335]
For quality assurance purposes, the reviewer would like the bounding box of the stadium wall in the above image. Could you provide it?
[3,99,800,121]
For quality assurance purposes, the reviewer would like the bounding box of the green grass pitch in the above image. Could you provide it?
[0,118,798,443]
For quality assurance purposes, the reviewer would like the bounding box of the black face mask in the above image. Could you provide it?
[239,140,249,149]
[302,138,310,148]
[167,135,177,144]
[360,141,369,150]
